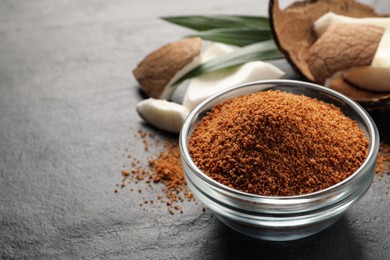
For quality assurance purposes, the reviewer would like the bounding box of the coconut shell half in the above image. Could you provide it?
[269,0,390,110]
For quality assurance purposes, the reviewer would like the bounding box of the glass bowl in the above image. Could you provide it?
[179,79,379,241]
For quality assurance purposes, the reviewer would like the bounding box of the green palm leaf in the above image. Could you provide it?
[187,28,272,47]
[161,15,269,31]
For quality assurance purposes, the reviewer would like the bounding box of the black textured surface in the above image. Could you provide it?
[0,1,389,259]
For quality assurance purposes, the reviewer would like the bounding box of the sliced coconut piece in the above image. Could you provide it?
[268,0,379,82]
[269,0,390,111]
[201,42,236,62]
[314,12,390,37]
[343,66,390,92]
[136,98,189,133]
[314,12,390,68]
[307,23,384,84]
[182,42,283,111]
[133,37,202,99]
[183,61,285,111]
[312,12,390,92]
[327,75,390,112]
[182,42,233,110]
[372,31,390,68]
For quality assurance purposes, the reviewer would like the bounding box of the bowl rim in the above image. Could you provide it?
[179,79,379,202]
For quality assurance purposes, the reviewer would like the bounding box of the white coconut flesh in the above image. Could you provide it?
[136,98,189,133]
[159,55,202,100]
[183,43,285,110]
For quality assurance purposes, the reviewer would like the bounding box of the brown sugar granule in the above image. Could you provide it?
[147,142,195,212]
[189,90,369,196]
[117,129,197,215]
[375,142,390,194]
[376,142,390,178]
[149,144,186,195]
[121,170,130,176]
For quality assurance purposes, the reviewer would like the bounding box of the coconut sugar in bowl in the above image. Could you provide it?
[179,79,379,241]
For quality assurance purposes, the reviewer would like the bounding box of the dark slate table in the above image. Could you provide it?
[1,1,389,259]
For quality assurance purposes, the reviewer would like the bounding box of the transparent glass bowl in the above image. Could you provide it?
[179,79,379,241]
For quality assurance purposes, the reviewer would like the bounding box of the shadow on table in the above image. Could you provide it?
[200,216,363,260]
[369,110,390,143]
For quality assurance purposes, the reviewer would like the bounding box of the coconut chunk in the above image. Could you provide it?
[307,23,384,84]
[314,12,390,37]
[311,12,390,93]
[183,61,285,111]
[269,0,380,82]
[200,42,236,62]
[269,0,390,110]
[182,43,284,110]
[136,98,189,133]
[314,12,390,68]
[343,67,390,93]
[133,37,202,99]
[328,75,390,111]
[372,31,390,68]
